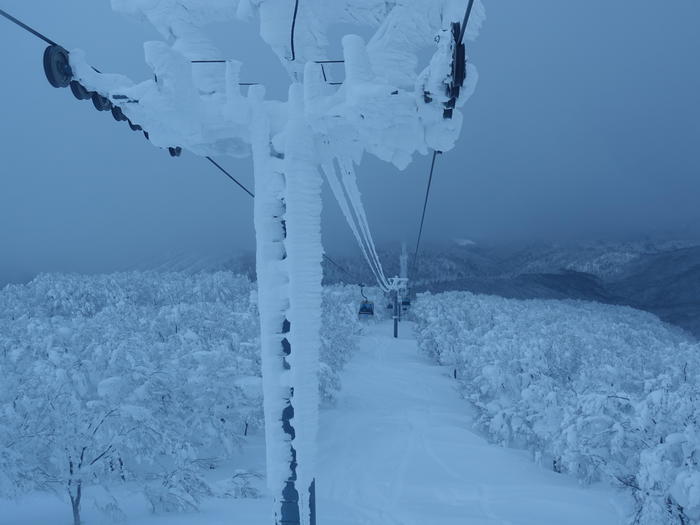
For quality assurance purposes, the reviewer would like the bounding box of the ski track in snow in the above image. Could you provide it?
[0,321,630,525]
[316,321,629,525]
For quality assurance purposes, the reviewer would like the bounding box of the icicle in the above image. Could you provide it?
[322,161,388,291]
[249,84,294,518]
[338,157,391,290]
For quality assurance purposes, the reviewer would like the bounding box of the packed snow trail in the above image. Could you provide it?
[316,321,629,525]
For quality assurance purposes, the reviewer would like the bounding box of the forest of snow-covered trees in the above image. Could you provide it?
[1,0,699,523]
[414,292,700,524]
[1,271,699,525]
[0,272,362,523]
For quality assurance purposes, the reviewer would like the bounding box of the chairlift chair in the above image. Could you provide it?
[359,300,374,317]
[358,285,375,318]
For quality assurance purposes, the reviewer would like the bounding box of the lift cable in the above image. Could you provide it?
[458,0,477,45]
[322,252,359,281]
[205,157,255,198]
[290,0,300,61]
[339,160,391,291]
[412,150,439,273]
[0,7,356,283]
[323,160,391,292]
[0,8,58,46]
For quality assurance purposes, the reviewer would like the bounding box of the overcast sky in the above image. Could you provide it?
[1,0,699,285]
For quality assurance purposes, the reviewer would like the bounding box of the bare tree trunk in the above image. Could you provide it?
[67,450,84,525]
[68,474,83,525]
[69,482,82,525]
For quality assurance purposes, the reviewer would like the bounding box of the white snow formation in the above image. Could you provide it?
[62,2,485,523]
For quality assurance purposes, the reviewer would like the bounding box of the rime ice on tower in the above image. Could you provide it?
[59,1,485,523]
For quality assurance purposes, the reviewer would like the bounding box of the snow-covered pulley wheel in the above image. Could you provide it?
[43,45,72,88]
[69,81,92,100]
[111,106,128,122]
[91,92,112,112]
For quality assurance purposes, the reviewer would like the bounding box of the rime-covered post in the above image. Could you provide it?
[249,90,296,523]
[283,83,322,525]
[250,82,320,524]
[250,85,299,524]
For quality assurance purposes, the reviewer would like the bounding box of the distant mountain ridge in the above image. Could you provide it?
[321,239,700,338]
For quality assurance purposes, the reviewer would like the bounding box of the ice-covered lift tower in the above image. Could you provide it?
[66,0,484,523]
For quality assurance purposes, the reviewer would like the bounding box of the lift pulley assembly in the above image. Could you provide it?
[443,21,467,119]
[42,44,182,157]
[43,45,72,88]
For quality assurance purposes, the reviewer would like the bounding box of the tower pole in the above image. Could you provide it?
[250,83,320,525]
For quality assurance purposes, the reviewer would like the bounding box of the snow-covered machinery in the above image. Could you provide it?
[442,21,468,119]
[42,44,182,156]
[29,1,485,523]
[42,45,72,88]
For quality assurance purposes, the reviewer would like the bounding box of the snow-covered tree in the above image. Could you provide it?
[0,273,261,524]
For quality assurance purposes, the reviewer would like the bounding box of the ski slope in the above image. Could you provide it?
[317,321,630,525]
[0,319,631,525]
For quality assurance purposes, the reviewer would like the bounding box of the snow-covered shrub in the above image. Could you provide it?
[0,271,360,523]
[144,467,214,514]
[213,470,263,500]
[319,285,362,404]
[413,291,700,525]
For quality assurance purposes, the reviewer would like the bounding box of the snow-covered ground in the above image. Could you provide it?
[1,319,631,525]
[317,321,629,525]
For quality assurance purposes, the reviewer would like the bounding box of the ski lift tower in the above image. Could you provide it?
[400,242,409,281]
[388,276,409,338]
[399,242,411,311]
[38,1,484,523]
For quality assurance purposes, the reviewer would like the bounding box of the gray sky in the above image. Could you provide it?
[1,0,699,284]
